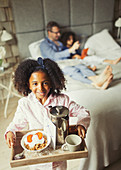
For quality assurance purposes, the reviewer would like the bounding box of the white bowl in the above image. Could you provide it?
[21,130,51,152]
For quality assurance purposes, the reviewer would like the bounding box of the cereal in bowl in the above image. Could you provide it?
[24,132,47,151]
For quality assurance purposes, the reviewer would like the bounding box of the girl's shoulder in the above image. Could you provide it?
[18,95,29,105]
[18,93,36,105]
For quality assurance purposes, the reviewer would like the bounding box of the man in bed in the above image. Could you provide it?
[40,21,113,90]
[40,21,80,61]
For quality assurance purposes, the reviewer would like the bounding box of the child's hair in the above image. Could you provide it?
[60,31,76,46]
[13,58,66,96]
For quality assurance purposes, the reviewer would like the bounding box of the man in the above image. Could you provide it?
[40,21,80,61]
[40,21,113,90]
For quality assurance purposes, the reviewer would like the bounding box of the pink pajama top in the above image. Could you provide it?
[5,92,90,170]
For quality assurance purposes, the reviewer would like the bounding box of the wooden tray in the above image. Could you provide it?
[10,129,88,168]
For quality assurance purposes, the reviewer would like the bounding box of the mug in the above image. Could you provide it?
[61,134,82,152]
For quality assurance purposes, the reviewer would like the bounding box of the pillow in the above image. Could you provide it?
[87,48,95,55]
[84,29,120,53]
[28,39,44,59]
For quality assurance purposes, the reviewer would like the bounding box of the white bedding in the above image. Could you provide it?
[62,60,121,170]
[83,29,121,66]
[84,29,120,52]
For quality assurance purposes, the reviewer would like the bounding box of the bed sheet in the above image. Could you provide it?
[60,60,121,170]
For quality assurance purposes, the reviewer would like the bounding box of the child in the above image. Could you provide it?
[60,31,97,71]
[60,31,121,68]
[5,57,90,170]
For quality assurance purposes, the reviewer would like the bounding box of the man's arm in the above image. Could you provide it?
[40,39,70,61]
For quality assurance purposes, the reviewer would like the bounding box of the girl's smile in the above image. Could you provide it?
[29,71,51,104]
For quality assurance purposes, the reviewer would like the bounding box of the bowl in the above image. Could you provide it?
[21,130,51,152]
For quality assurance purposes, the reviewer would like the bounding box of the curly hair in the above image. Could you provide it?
[60,31,76,46]
[13,58,66,96]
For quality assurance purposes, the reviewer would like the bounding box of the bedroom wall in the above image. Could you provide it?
[10,0,115,59]
[114,0,121,19]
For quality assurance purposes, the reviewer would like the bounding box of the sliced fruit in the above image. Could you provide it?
[27,134,33,143]
[36,132,43,139]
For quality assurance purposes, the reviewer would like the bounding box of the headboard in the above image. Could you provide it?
[10,0,115,59]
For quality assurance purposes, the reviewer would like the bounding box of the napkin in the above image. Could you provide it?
[44,116,56,150]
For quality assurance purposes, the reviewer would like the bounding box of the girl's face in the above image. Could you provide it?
[66,35,74,47]
[29,71,51,104]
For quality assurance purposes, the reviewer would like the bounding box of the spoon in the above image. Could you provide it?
[14,151,25,160]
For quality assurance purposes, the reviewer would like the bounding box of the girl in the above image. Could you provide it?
[60,31,97,71]
[5,57,90,170]
[60,31,81,59]
[60,31,121,68]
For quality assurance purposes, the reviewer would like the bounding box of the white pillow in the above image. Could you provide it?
[28,39,44,59]
[84,29,120,53]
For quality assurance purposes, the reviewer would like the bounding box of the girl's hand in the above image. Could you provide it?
[6,131,16,148]
[69,41,80,53]
[72,41,80,50]
[77,125,86,139]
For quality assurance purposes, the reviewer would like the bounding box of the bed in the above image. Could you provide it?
[63,65,121,170]
[60,63,121,170]
[28,29,121,170]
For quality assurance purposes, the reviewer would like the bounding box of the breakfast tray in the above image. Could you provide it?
[10,129,88,168]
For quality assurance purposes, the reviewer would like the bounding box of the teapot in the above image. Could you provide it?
[49,106,69,145]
